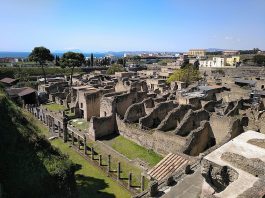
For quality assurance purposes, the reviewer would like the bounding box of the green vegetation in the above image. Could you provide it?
[43,103,67,111]
[52,139,131,198]
[69,119,90,131]
[29,46,55,84]
[24,110,131,198]
[60,52,85,86]
[167,65,201,85]
[0,90,76,197]
[253,54,265,66]
[109,135,162,167]
[106,64,125,75]
[88,138,149,187]
[0,67,83,79]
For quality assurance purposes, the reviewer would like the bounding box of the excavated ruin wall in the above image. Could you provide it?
[123,101,146,123]
[175,109,210,136]
[182,121,215,156]
[157,104,192,132]
[88,114,117,140]
[203,100,222,112]
[139,101,178,129]
[117,116,186,155]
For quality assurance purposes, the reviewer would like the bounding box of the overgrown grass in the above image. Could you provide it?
[43,103,67,112]
[109,136,162,167]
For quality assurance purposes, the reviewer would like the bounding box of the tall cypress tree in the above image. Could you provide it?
[90,53,94,67]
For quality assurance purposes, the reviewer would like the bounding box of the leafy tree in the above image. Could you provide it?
[193,60,200,69]
[90,53,94,66]
[180,59,190,69]
[132,55,141,64]
[253,55,265,66]
[60,52,85,86]
[117,58,124,65]
[28,47,54,84]
[167,65,201,85]
[101,57,111,66]
[106,64,125,75]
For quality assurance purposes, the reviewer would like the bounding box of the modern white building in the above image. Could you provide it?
[199,57,226,68]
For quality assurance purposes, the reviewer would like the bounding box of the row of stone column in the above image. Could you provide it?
[27,106,146,192]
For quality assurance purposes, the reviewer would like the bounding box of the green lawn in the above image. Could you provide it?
[69,119,90,131]
[109,136,163,167]
[24,110,131,198]
[43,103,66,112]
[52,139,131,198]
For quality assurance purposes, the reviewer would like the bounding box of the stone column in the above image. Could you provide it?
[63,117,68,143]
[141,175,145,191]
[51,118,55,134]
[91,147,94,160]
[58,122,61,137]
[117,162,121,180]
[99,155,102,166]
[149,181,158,197]
[83,135,87,155]
[128,173,132,189]
[72,132,74,145]
[107,155,111,173]
[78,136,81,150]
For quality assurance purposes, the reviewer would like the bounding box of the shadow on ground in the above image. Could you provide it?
[76,174,116,198]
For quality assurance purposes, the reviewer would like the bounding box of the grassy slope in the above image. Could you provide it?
[109,136,163,167]
[24,111,131,198]
[43,103,67,111]
[0,91,76,198]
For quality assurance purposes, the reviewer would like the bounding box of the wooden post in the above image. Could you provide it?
[128,173,132,189]
[117,162,121,180]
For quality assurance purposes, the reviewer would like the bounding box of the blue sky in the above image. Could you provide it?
[1,0,265,52]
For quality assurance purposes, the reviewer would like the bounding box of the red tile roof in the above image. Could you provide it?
[147,153,190,181]
[0,77,17,84]
[18,87,36,97]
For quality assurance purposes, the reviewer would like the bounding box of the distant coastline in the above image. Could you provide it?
[0,51,125,58]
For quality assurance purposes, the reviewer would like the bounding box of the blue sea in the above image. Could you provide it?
[0,51,124,58]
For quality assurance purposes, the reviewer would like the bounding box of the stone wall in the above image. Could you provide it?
[157,104,192,132]
[124,101,146,123]
[139,101,178,129]
[117,116,186,155]
[88,114,117,140]
[175,109,210,136]
[182,121,215,156]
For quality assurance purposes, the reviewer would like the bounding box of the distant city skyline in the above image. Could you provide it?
[1,0,265,52]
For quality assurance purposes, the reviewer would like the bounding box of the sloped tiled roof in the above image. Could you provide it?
[147,153,190,181]
[18,87,36,96]
[0,77,17,84]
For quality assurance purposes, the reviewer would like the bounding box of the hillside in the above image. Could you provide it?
[0,89,77,198]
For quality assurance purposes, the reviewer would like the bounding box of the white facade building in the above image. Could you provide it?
[200,57,226,68]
